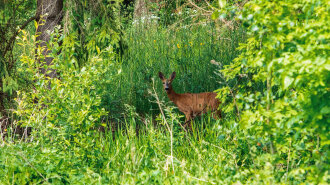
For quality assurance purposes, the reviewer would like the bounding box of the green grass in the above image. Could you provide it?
[0,114,265,184]
[103,22,245,115]
[2,103,313,184]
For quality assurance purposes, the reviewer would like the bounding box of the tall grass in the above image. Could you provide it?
[103,22,245,115]
[0,106,253,184]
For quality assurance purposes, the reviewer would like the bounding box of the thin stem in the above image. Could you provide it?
[286,140,291,182]
[151,79,175,174]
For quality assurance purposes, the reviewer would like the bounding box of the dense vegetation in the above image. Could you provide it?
[0,0,328,184]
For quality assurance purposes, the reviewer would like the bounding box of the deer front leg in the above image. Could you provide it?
[210,109,222,120]
[216,110,222,119]
[183,112,193,131]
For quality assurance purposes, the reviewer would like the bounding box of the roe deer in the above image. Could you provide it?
[158,71,221,129]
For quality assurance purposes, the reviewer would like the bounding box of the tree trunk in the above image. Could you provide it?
[36,0,63,78]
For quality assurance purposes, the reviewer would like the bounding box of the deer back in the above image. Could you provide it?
[170,92,219,115]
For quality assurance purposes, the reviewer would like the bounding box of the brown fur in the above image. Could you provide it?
[159,72,221,129]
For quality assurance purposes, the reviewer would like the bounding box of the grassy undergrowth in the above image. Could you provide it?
[2,103,322,184]
[0,112,285,184]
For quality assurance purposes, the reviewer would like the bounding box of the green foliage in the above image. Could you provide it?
[64,0,123,66]
[0,0,328,184]
[0,0,36,112]
[13,24,113,159]
[0,105,278,184]
[0,0,123,114]
[214,0,329,183]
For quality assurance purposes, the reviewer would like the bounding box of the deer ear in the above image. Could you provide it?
[170,72,176,80]
[158,72,164,80]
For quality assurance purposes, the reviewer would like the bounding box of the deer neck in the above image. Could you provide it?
[166,86,179,103]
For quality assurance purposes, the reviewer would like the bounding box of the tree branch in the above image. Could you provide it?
[3,15,37,57]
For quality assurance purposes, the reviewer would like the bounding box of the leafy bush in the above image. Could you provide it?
[14,24,114,154]
[0,20,121,183]
[214,0,329,183]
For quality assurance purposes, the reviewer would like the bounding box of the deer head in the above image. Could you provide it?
[158,71,176,92]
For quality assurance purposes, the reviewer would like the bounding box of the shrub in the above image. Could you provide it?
[214,0,329,183]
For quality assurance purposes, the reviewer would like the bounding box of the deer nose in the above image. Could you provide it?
[165,87,169,90]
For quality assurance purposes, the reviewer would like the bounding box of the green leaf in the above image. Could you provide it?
[320,106,330,114]
[211,10,220,20]
[283,76,294,89]
[324,64,330,71]
[34,20,38,29]
[218,0,226,9]
[96,46,100,54]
